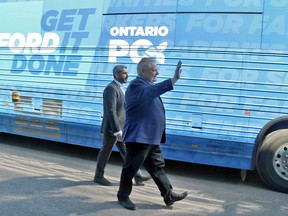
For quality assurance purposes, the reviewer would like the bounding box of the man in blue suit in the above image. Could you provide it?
[117,57,188,210]
[94,65,150,186]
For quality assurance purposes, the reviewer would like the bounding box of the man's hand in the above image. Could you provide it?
[116,131,123,141]
[172,60,182,84]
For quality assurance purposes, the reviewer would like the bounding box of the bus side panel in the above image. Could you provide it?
[262,1,288,50]
[1,0,285,172]
[163,134,254,170]
[175,13,262,49]
[0,0,105,146]
[177,0,264,13]
[99,5,259,169]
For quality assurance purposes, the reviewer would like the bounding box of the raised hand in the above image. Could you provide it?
[172,60,182,84]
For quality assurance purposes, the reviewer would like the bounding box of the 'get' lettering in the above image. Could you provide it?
[41,8,96,31]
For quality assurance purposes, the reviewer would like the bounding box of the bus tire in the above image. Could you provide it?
[256,129,288,193]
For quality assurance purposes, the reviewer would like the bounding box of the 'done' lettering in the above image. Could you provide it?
[11,54,81,76]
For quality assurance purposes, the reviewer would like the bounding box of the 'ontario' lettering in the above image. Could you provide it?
[110,26,169,37]
[108,25,169,64]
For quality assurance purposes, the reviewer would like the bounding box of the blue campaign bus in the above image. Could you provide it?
[0,0,288,193]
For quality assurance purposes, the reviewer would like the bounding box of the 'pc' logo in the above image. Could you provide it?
[108,39,167,64]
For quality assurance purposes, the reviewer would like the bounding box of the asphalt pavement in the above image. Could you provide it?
[0,133,287,216]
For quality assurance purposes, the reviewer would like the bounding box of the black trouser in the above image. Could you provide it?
[117,142,172,198]
[95,136,142,178]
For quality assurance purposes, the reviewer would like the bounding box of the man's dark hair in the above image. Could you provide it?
[113,65,127,78]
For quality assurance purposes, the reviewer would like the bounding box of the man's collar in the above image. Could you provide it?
[136,76,153,84]
[114,79,123,87]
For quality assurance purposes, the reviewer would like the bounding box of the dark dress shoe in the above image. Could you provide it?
[94,177,112,186]
[164,191,188,206]
[134,175,151,186]
[118,197,137,210]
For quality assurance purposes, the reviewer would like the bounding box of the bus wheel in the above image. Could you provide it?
[256,129,288,193]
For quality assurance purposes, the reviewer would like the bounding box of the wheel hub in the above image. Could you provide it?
[273,143,288,181]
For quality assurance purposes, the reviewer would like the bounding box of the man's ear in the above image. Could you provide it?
[139,69,145,76]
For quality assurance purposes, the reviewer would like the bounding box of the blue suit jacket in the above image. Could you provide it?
[122,76,173,145]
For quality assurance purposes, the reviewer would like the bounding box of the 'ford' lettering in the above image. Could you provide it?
[0,32,59,54]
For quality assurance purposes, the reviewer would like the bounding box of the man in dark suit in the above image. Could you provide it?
[117,58,188,210]
[94,65,150,186]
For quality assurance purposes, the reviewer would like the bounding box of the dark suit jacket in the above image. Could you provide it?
[122,76,173,145]
[101,80,125,137]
